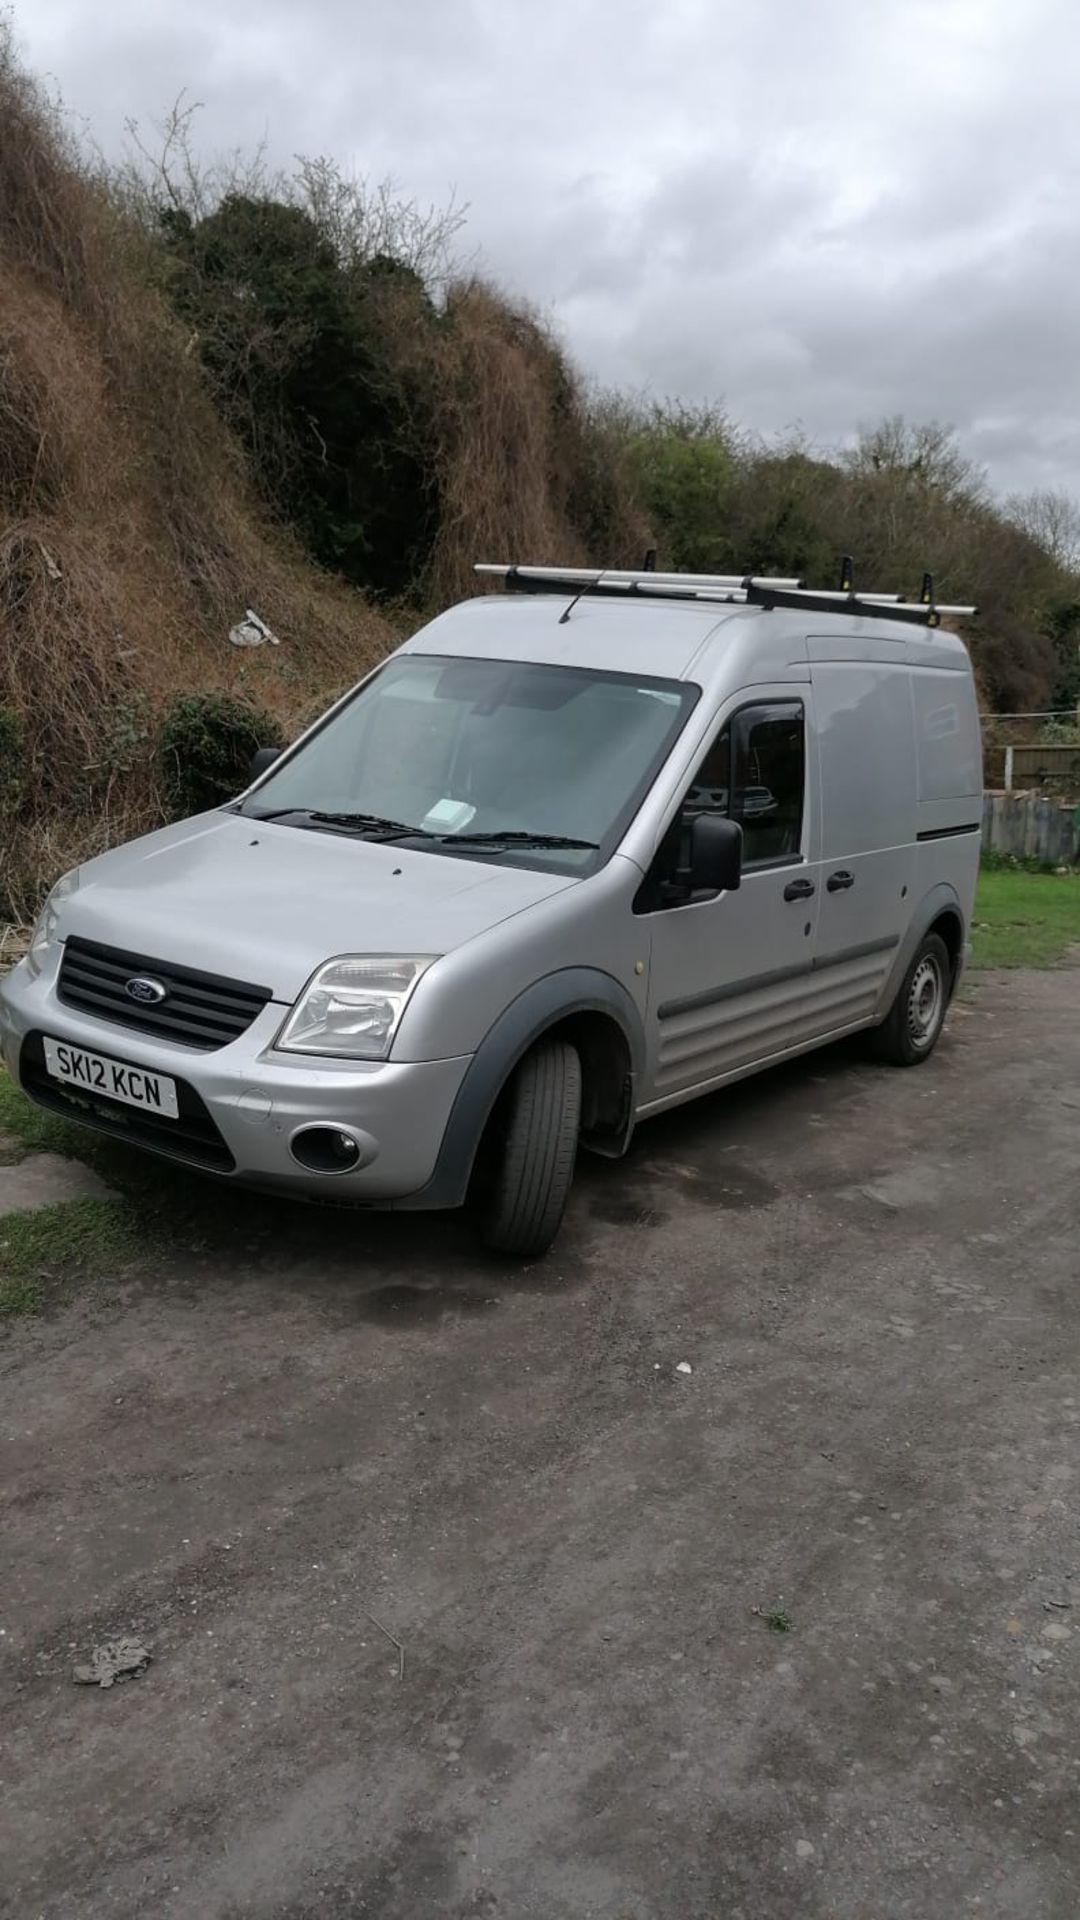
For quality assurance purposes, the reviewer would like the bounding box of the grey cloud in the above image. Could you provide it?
[14,0,1080,499]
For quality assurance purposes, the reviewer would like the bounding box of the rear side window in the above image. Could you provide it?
[685,701,805,866]
[911,668,982,801]
[812,664,915,854]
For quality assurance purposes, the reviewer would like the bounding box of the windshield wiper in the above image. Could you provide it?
[247,807,420,839]
[245,810,597,854]
[245,806,314,821]
[308,810,419,836]
[444,830,599,851]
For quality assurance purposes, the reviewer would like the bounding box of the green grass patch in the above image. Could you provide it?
[0,1067,83,1154]
[0,1066,246,1231]
[0,1068,236,1316]
[0,1195,140,1315]
[970,868,1080,969]
[0,1065,316,1317]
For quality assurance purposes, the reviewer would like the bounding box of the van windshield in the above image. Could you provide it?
[241,654,697,873]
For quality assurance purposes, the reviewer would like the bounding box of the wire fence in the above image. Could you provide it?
[980,710,1080,724]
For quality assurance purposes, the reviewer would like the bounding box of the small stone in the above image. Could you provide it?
[795,1839,816,1861]
[675,1361,693,1376]
[1041,1622,1070,1643]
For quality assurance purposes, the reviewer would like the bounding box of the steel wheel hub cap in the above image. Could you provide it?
[907,955,943,1047]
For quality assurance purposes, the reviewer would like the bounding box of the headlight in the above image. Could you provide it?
[276,954,437,1060]
[26,868,81,977]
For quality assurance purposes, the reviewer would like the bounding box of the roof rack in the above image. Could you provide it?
[474,561,978,628]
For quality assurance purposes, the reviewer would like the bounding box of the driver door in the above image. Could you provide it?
[638,693,821,1111]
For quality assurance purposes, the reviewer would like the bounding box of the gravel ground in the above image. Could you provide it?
[2,968,1079,1919]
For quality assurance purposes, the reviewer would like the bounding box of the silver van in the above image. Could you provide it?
[0,564,982,1257]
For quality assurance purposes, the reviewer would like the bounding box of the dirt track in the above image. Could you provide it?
[3,968,1080,1919]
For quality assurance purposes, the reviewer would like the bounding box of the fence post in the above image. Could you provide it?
[1004,745,1014,793]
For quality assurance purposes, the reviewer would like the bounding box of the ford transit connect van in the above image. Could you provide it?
[0,564,982,1257]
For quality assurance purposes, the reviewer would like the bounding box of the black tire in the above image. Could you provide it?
[873,932,951,1067]
[477,1039,582,1258]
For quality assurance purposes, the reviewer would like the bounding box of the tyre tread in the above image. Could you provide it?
[481,1040,581,1257]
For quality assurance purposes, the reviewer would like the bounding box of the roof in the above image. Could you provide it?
[404,589,974,686]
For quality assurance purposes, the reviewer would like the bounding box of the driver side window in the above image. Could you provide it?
[681,700,806,868]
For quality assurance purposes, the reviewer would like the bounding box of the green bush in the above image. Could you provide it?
[159,196,440,597]
[979,848,1058,874]
[616,402,738,574]
[159,692,279,820]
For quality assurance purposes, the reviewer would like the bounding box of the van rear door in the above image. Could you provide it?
[809,649,916,1026]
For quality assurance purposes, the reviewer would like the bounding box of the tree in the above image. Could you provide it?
[611,401,737,573]
[1004,489,1080,574]
[159,192,440,594]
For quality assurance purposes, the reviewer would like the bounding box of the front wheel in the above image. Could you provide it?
[476,1039,582,1258]
[873,932,951,1066]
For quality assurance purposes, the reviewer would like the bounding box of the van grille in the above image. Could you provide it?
[18,1032,235,1173]
[57,937,272,1051]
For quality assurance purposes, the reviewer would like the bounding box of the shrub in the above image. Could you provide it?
[158,195,441,596]
[618,402,738,574]
[159,692,278,820]
[75,695,155,806]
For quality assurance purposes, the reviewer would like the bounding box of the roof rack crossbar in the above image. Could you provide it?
[743,582,977,626]
[474,564,804,591]
[473,564,978,624]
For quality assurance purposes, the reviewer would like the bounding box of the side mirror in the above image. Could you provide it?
[688,813,742,894]
[249,745,283,781]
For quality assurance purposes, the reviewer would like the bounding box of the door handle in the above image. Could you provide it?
[827,870,855,893]
[783,876,816,901]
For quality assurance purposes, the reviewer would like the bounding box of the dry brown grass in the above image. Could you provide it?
[0,33,394,917]
[424,280,649,604]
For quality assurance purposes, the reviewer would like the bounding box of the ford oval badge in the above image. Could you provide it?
[125,976,168,1005]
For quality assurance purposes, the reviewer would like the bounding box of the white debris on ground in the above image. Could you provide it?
[228,608,280,648]
[675,1361,693,1376]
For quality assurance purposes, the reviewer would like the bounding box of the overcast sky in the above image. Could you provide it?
[15,0,1080,501]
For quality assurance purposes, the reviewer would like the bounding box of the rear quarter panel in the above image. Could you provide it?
[911,656,982,936]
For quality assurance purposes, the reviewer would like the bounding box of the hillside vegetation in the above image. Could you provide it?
[0,38,405,916]
[2,35,1079,916]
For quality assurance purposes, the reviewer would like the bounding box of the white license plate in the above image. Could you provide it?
[42,1038,179,1120]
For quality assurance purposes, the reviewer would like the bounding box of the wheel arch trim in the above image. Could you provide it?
[394,968,645,1212]
[876,883,966,1020]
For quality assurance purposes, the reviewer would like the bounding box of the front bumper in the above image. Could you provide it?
[0,953,471,1203]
